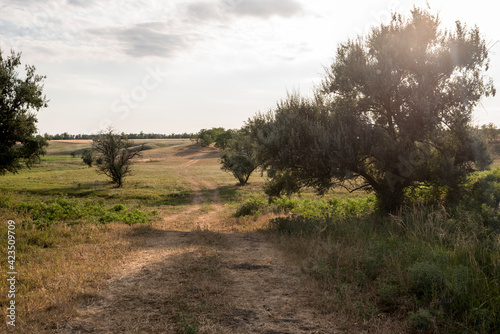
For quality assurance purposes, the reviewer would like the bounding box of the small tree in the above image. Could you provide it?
[214,129,234,150]
[220,128,259,185]
[0,48,48,175]
[81,148,94,167]
[92,129,144,187]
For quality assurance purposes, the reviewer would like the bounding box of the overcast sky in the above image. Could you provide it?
[1,0,498,135]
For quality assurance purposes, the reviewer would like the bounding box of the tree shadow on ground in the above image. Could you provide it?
[173,143,220,159]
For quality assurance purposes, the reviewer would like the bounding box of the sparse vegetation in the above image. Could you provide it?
[93,128,145,187]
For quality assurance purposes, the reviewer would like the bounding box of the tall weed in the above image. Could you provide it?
[270,204,500,333]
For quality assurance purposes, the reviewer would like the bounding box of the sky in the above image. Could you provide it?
[1,0,499,135]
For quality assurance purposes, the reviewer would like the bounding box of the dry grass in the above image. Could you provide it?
[0,219,151,333]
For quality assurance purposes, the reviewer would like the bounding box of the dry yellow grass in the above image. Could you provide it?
[0,221,151,333]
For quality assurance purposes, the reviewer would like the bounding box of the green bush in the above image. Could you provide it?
[378,282,400,306]
[463,168,500,228]
[408,308,433,331]
[234,195,266,217]
[235,195,375,219]
[111,204,126,212]
[13,196,154,225]
[267,196,500,331]
[408,261,445,301]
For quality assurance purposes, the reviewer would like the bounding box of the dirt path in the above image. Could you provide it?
[59,149,348,334]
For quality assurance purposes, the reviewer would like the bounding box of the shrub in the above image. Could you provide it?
[408,308,433,331]
[463,168,500,228]
[81,148,94,167]
[234,196,266,217]
[378,282,400,306]
[408,261,445,302]
[269,215,323,235]
[111,204,126,212]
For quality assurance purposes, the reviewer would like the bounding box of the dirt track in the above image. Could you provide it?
[59,148,351,334]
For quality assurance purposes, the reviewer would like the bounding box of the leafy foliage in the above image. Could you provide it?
[195,127,228,147]
[249,9,495,212]
[236,195,374,219]
[0,48,49,175]
[458,167,500,228]
[234,195,266,217]
[408,309,433,331]
[81,148,94,167]
[12,196,155,226]
[219,128,259,185]
[93,129,145,187]
[214,129,234,150]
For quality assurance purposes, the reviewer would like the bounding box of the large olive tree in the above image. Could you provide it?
[251,9,495,211]
[0,49,48,175]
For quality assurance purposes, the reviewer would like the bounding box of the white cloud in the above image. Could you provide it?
[87,22,198,58]
[1,0,498,134]
[224,0,304,18]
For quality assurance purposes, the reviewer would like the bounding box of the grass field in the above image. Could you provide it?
[0,139,276,333]
[1,139,499,333]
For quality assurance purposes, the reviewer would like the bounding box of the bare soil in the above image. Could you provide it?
[58,148,359,334]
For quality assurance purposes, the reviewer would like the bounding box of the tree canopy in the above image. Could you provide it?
[93,129,144,187]
[220,127,259,185]
[0,49,48,174]
[250,9,495,211]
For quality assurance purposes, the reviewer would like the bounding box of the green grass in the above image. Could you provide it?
[269,203,500,333]
[41,156,81,161]
[45,139,190,156]
[0,160,194,207]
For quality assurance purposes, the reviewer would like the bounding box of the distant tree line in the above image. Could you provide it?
[480,123,499,142]
[45,131,194,140]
